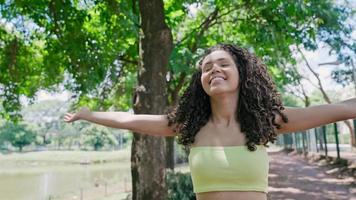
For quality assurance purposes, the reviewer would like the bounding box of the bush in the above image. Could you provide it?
[166,170,196,200]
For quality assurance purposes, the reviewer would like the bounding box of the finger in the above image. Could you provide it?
[64,115,74,122]
[64,113,75,119]
[65,113,74,117]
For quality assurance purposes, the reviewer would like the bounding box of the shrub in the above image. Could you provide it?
[166,170,196,200]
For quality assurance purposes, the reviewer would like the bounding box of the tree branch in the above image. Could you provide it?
[296,46,354,146]
[297,45,331,103]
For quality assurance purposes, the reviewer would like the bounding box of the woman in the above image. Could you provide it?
[64,44,356,200]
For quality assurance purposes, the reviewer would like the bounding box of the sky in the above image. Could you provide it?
[298,45,354,96]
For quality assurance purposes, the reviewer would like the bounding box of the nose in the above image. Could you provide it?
[211,63,221,74]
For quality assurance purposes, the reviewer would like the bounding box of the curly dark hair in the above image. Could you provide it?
[166,44,288,151]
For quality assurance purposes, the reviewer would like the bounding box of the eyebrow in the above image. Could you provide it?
[203,58,230,66]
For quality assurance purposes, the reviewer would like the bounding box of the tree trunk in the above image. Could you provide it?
[131,1,173,200]
[166,137,175,170]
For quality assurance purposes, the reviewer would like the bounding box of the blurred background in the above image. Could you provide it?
[0,0,355,200]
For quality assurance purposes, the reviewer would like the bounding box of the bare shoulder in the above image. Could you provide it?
[190,124,210,146]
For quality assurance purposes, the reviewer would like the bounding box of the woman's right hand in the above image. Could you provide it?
[63,107,91,123]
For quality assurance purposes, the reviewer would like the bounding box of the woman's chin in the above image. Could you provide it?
[208,88,236,96]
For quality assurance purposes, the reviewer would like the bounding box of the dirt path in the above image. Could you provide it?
[267,151,355,200]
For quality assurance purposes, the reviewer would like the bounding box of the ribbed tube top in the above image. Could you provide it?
[188,145,269,193]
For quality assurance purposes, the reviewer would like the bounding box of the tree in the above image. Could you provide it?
[130,0,173,199]
[0,122,36,151]
[81,125,117,151]
[163,0,356,168]
[329,60,356,96]
[1,0,355,198]
[0,1,139,120]
[296,47,356,148]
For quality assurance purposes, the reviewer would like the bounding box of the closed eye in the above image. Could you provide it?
[218,63,230,68]
[202,62,229,72]
[203,65,212,72]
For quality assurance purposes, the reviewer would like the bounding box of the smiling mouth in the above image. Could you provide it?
[209,77,226,84]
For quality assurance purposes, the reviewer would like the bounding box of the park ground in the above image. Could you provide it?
[1,146,355,200]
[101,147,356,200]
[267,150,355,200]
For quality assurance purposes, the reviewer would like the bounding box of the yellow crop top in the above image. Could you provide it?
[188,145,269,194]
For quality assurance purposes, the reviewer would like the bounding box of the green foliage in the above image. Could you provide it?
[80,125,118,150]
[0,121,36,151]
[0,31,46,121]
[325,132,350,144]
[164,0,355,103]
[166,170,196,200]
[281,94,303,107]
[309,89,345,105]
[331,65,354,87]
[0,0,139,119]
[321,123,344,144]
[0,0,355,119]
[173,141,189,164]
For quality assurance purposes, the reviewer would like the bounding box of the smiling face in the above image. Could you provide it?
[200,50,240,96]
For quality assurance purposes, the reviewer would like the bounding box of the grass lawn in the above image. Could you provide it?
[0,147,131,164]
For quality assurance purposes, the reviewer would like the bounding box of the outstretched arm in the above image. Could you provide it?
[276,98,356,134]
[63,107,176,137]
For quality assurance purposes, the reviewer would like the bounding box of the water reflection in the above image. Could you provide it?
[0,162,131,200]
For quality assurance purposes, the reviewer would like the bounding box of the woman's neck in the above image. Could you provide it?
[209,92,239,127]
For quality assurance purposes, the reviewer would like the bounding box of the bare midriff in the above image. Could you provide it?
[196,191,267,200]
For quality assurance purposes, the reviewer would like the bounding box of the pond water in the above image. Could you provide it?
[0,160,131,200]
